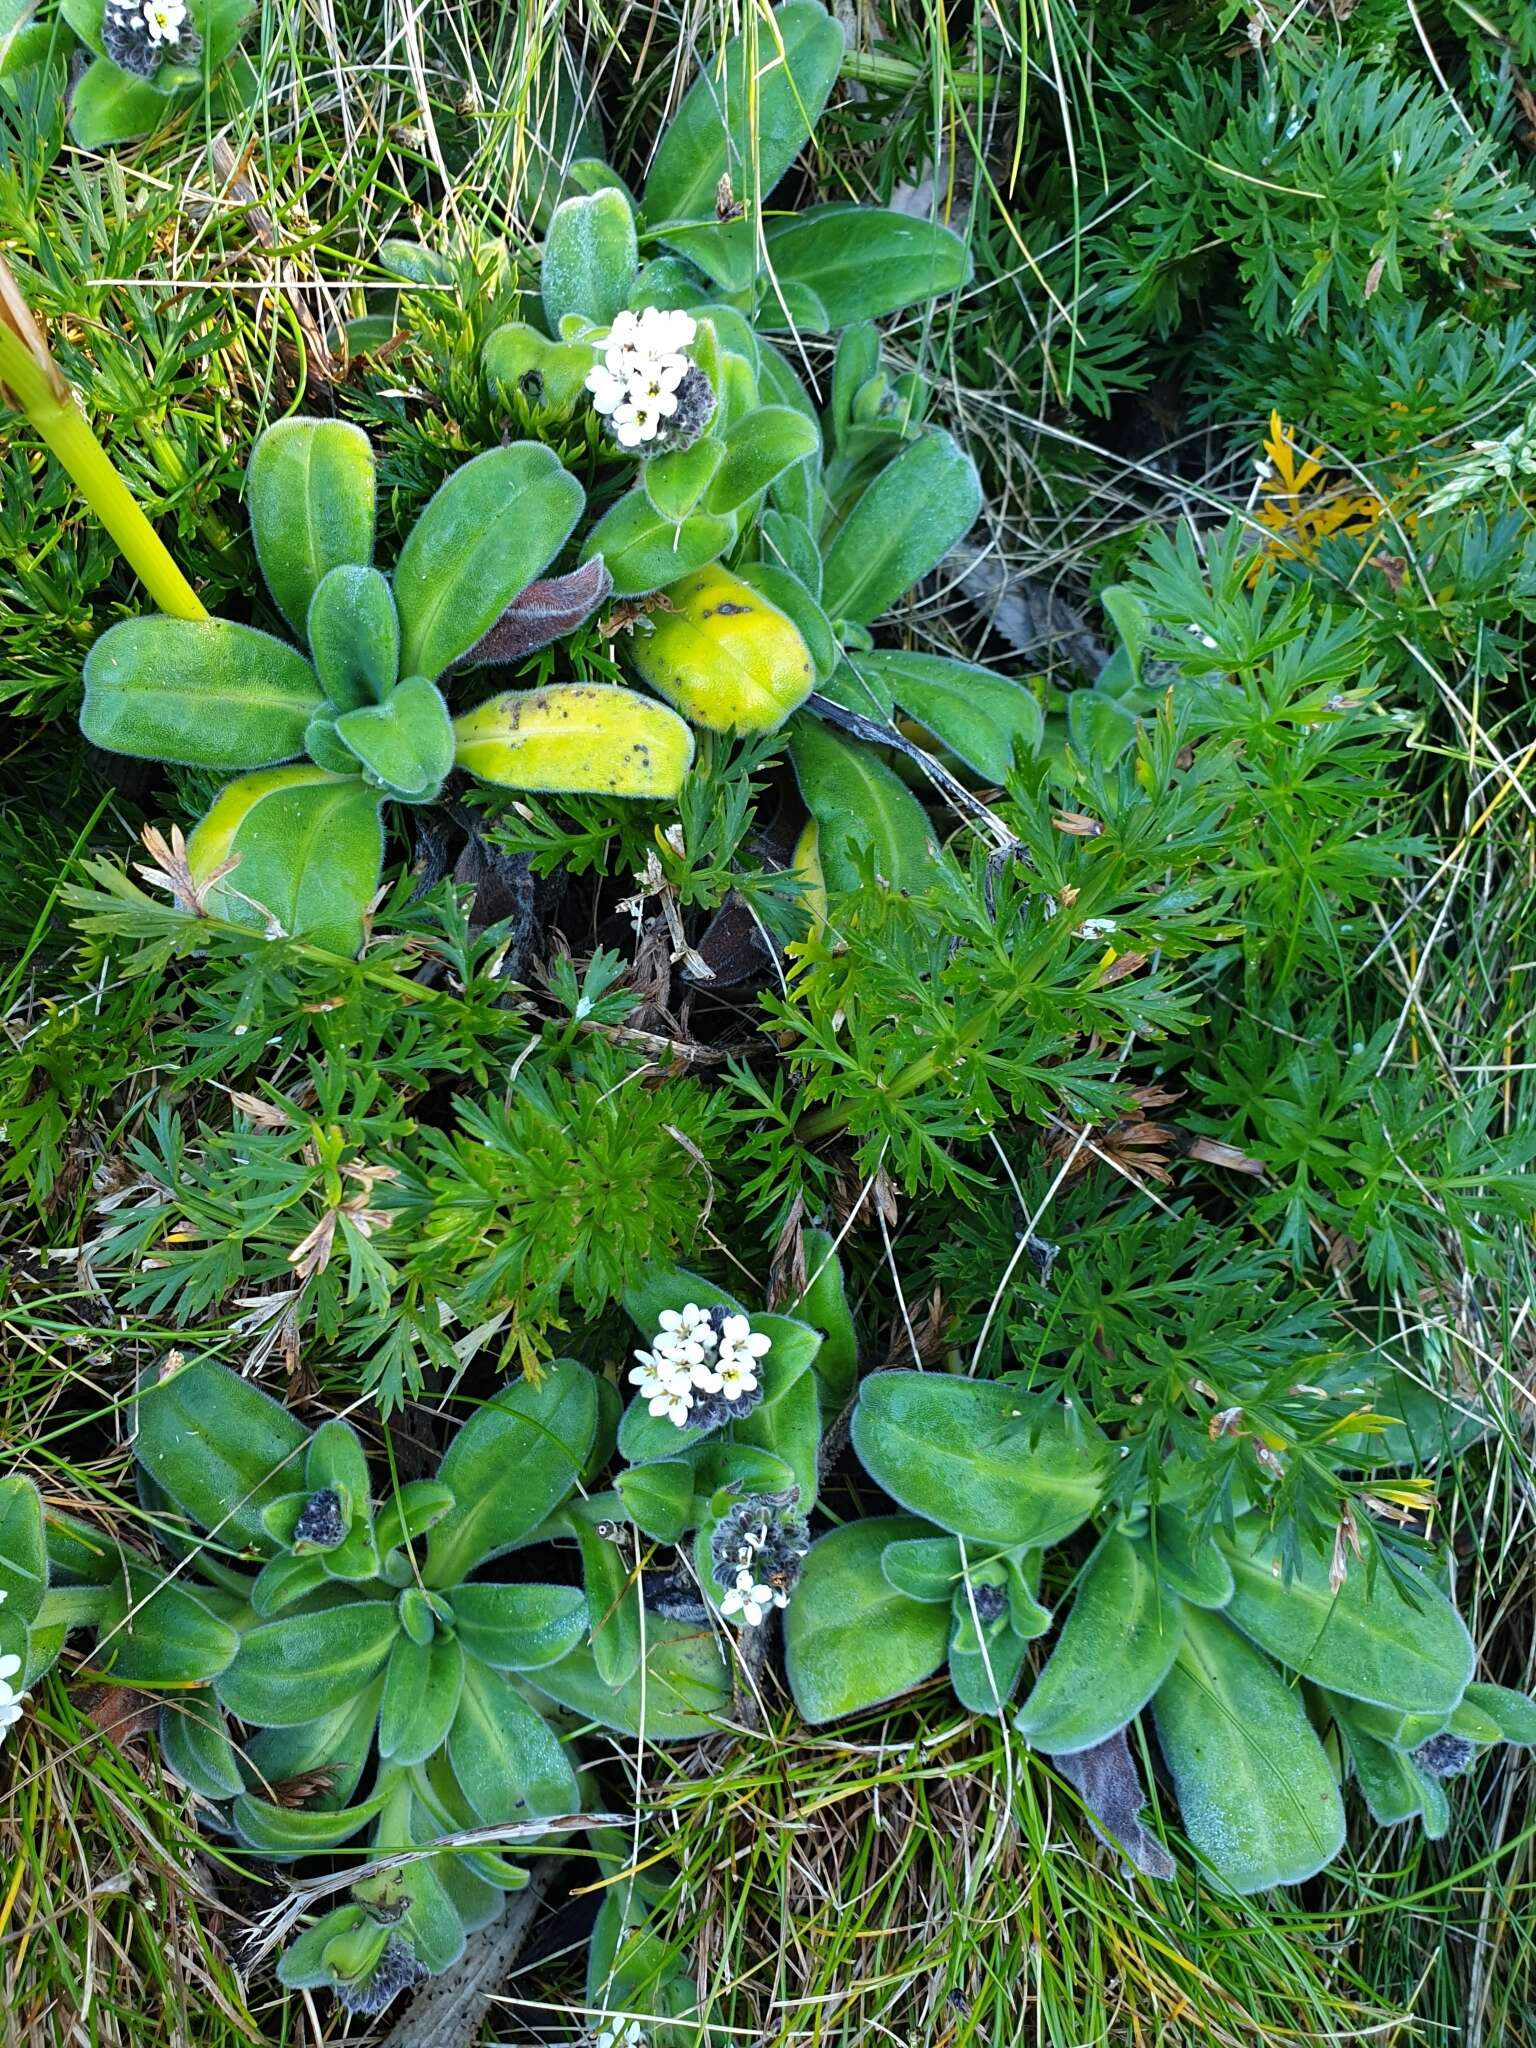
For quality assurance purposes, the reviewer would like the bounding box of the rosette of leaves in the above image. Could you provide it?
[552,1241,856,1697]
[469,0,1052,896]
[101,1356,734,2013]
[61,0,252,148]
[785,1371,1536,1894]
[79,418,693,952]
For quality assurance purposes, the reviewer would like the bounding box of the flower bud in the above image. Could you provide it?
[628,566,814,733]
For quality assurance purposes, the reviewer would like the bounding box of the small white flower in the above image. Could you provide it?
[718,1313,771,1361]
[0,1651,29,1739]
[716,1355,760,1400]
[593,2019,646,2048]
[141,0,188,40]
[1074,918,1117,940]
[647,1386,695,1426]
[584,363,628,415]
[719,1570,778,1627]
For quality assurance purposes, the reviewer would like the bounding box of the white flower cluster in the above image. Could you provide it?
[629,1303,771,1428]
[591,2021,645,2048]
[108,0,190,46]
[716,1520,777,1626]
[0,1593,27,1748]
[585,308,698,449]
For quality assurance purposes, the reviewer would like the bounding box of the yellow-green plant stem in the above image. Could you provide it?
[0,312,206,622]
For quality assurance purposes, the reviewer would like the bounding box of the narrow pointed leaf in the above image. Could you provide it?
[821,430,981,625]
[1015,1533,1183,1755]
[787,718,939,894]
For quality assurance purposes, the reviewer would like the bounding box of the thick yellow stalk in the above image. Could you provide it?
[0,257,206,621]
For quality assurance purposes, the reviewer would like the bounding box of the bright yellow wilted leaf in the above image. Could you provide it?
[452,683,694,798]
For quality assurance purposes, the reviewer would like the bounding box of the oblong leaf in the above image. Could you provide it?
[0,1479,46,1631]
[949,1596,1030,1716]
[449,1583,589,1671]
[787,717,938,894]
[763,205,972,328]
[1136,1510,1234,1610]
[615,1461,697,1545]
[705,408,820,517]
[820,430,981,626]
[786,1516,950,1724]
[82,618,321,769]
[860,650,1043,780]
[521,1616,732,1741]
[334,674,455,801]
[850,1374,1105,1549]
[159,1695,244,1800]
[1221,1528,1475,1715]
[131,1357,307,1553]
[186,767,384,954]
[393,444,583,681]
[1151,1606,1346,1893]
[447,1659,579,1824]
[233,1782,392,1854]
[1337,1714,1425,1826]
[243,1676,384,1809]
[453,683,694,799]
[881,1533,964,1604]
[99,1562,241,1685]
[542,187,638,329]
[68,55,169,147]
[627,565,814,733]
[460,558,615,668]
[579,488,731,597]
[642,0,844,223]
[1461,1681,1536,1745]
[379,1631,464,1764]
[1015,1533,1183,1755]
[306,564,398,710]
[247,418,376,637]
[216,1601,399,1726]
[425,1360,597,1586]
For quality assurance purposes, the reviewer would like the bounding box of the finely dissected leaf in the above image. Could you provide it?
[1151,1606,1346,1893]
[786,1517,950,1724]
[642,0,844,223]
[378,1631,464,1764]
[787,718,939,894]
[82,618,322,769]
[1015,1533,1183,1754]
[542,188,638,329]
[425,1360,597,1585]
[762,206,972,327]
[393,444,583,681]
[448,1659,580,1824]
[579,488,732,596]
[334,675,455,801]
[68,56,169,146]
[705,409,821,516]
[98,1561,240,1685]
[216,1601,399,1725]
[858,650,1044,780]
[453,683,694,798]
[185,767,384,954]
[131,1357,308,1552]
[850,1375,1106,1549]
[627,565,813,733]
[448,1583,589,1670]
[1136,1511,1234,1609]
[1221,1527,1474,1714]
[305,564,398,709]
[460,558,615,667]
[159,1697,244,1800]
[522,1615,732,1740]
[820,430,981,625]
[246,418,376,637]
